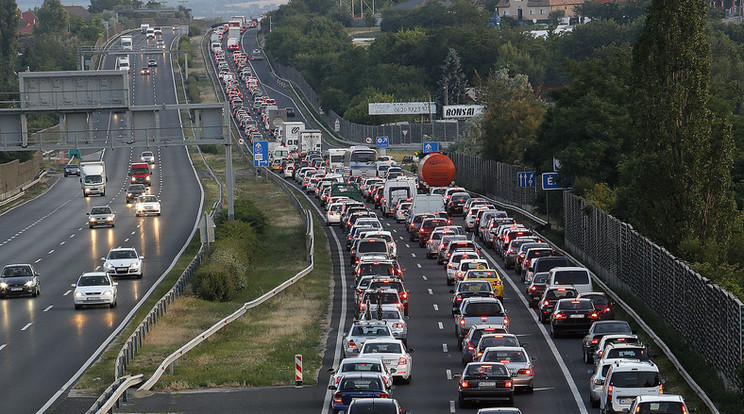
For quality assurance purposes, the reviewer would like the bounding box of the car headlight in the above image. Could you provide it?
[127,192,133,197]
[146,176,150,181]
[25,280,36,287]
[106,216,114,221]
[89,217,96,222]
[0,282,7,289]
[102,290,113,296]
[74,291,83,297]
[104,263,115,270]
[129,262,140,269]
[84,188,90,193]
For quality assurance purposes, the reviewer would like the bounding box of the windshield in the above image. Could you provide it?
[78,275,110,286]
[467,270,498,279]
[458,282,491,292]
[606,348,649,361]
[546,289,577,300]
[341,362,383,373]
[140,196,158,203]
[363,342,402,354]
[635,402,686,413]
[330,155,344,163]
[554,270,590,285]
[359,242,388,253]
[109,250,137,259]
[351,326,391,336]
[557,300,594,310]
[90,207,112,214]
[479,336,519,348]
[350,150,377,163]
[84,175,102,184]
[341,377,383,391]
[2,266,32,277]
[359,263,394,275]
[483,349,527,363]
[465,364,508,377]
[609,371,661,387]
[595,322,632,334]
[463,302,504,316]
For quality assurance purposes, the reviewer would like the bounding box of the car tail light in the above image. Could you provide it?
[591,339,599,344]
[456,294,463,302]
[593,378,604,386]
[503,317,509,326]
[495,280,501,286]
[554,313,567,319]
[480,315,488,321]
[590,312,599,319]
[543,300,550,307]
[604,307,612,313]
[466,343,475,351]
[659,384,663,394]
[457,271,463,278]
[518,368,532,376]
[607,384,613,400]
[504,380,513,388]
[476,351,483,357]
[333,392,343,403]
[448,263,455,269]
[530,286,537,291]
[397,357,407,365]
[460,380,471,388]
[393,322,404,328]
[459,318,466,325]
[400,292,408,300]
[380,392,388,398]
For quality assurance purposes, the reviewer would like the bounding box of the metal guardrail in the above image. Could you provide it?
[138,209,314,391]
[468,191,720,414]
[85,374,143,414]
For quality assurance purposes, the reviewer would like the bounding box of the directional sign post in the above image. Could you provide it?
[517,172,535,188]
[422,141,438,154]
[541,172,568,190]
[375,136,389,148]
[254,141,269,167]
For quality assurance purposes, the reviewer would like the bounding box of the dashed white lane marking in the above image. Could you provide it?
[131,231,136,235]
[399,236,404,240]
[428,288,433,295]
[442,343,448,352]
[0,344,6,351]
[48,250,54,254]
[69,234,75,238]
[433,304,439,311]
[411,253,416,257]
[43,305,53,312]
[438,322,444,330]
[63,290,71,296]
[124,238,129,242]
[59,241,65,246]
[392,229,397,233]
[385,222,391,227]
[405,243,410,248]
[21,323,32,331]
[422,275,428,280]
[78,227,83,231]
[95,266,101,271]
[446,369,452,380]
[34,259,41,263]
[449,401,456,413]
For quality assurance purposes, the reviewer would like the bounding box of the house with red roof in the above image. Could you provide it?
[18,10,39,36]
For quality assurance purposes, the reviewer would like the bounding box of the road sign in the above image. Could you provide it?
[552,157,561,172]
[376,136,389,148]
[238,138,244,145]
[422,141,438,154]
[365,137,372,144]
[541,172,569,190]
[517,172,535,188]
[254,141,269,167]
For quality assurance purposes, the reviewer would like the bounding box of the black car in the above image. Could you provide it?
[285,107,295,117]
[447,193,471,216]
[581,320,633,364]
[63,163,80,177]
[0,264,41,298]
[526,272,550,308]
[549,298,600,337]
[329,373,391,413]
[537,286,578,323]
[126,184,147,203]
[458,362,514,408]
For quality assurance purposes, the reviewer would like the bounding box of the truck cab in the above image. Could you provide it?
[129,162,152,186]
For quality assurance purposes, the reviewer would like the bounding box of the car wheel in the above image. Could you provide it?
[32,286,39,297]
[402,375,411,384]
[83,190,87,197]
[137,273,143,279]
[89,225,94,229]
[64,172,68,177]
[75,304,82,310]
[111,223,115,228]
[551,324,559,338]
[590,395,599,408]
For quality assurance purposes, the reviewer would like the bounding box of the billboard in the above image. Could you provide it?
[443,105,485,118]
[369,102,437,115]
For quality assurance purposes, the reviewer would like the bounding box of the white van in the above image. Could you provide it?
[600,361,663,414]
[411,194,445,216]
[116,56,130,72]
[546,266,593,294]
[120,36,133,51]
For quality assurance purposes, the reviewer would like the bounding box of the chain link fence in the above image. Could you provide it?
[449,152,537,212]
[270,61,463,146]
[563,192,744,388]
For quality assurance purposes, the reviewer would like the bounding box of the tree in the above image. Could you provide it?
[0,0,19,94]
[36,0,68,35]
[438,48,468,108]
[621,0,737,253]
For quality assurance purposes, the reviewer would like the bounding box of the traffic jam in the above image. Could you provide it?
[208,25,691,414]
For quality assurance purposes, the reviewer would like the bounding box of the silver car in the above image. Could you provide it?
[342,321,395,358]
[87,205,115,228]
[140,151,155,164]
[329,357,395,389]
[72,272,118,309]
[0,264,41,297]
[479,346,534,393]
[360,304,408,345]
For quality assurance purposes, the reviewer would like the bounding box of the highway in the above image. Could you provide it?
[0,29,202,414]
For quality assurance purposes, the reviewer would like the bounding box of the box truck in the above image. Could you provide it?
[300,130,322,154]
[80,161,107,197]
[280,121,305,152]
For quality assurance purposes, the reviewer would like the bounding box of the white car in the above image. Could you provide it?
[357,338,414,383]
[102,247,144,278]
[135,194,161,216]
[329,357,395,389]
[72,272,118,309]
[140,151,155,164]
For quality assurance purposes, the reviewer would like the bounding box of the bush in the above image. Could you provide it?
[209,240,250,289]
[194,261,237,301]
[200,144,219,154]
[231,199,270,235]
[188,24,201,36]
[185,77,201,103]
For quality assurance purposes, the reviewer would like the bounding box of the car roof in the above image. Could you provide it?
[109,247,136,252]
[462,297,501,304]
[482,346,526,353]
[81,271,108,277]
[633,394,685,403]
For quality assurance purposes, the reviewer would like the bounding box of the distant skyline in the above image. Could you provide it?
[15,0,287,18]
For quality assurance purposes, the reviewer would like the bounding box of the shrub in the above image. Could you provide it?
[194,261,237,301]
[232,199,270,235]
[200,144,219,154]
[209,240,251,289]
[188,24,201,36]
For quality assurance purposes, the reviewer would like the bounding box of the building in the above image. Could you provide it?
[63,5,91,18]
[494,0,587,22]
[18,11,39,36]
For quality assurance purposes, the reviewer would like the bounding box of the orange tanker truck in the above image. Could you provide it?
[417,152,455,190]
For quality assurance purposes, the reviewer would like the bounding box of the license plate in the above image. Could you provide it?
[87,297,94,301]
[117,268,127,272]
[479,381,496,387]
[11,287,22,291]
[570,314,585,318]
[620,398,634,404]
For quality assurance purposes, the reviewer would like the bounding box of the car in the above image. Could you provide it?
[626,394,690,414]
[140,151,155,164]
[599,360,663,414]
[446,251,482,285]
[578,291,615,320]
[454,297,509,341]
[462,269,504,301]
[102,247,144,278]
[395,202,412,223]
[359,304,408,345]
[0,264,41,297]
[153,26,163,35]
[475,409,523,414]
[285,107,295,117]
[450,280,494,315]
[329,357,394,389]
[549,298,601,337]
[63,163,80,177]
[351,237,392,266]
[72,272,118,309]
[478,346,534,393]
[342,320,395,358]
[589,359,626,408]
[581,320,633,364]
[357,288,404,317]
[595,343,652,368]
[125,184,147,203]
[525,272,549,308]
[537,286,578,323]
[457,362,514,408]
[460,324,509,362]
[436,235,468,265]
[365,278,408,315]
[357,338,414,383]
[140,67,150,75]
[346,398,408,414]
[329,373,392,413]
[473,334,522,363]
[135,194,161,216]
[156,39,165,48]
[148,58,158,67]
[87,205,116,228]
[592,334,642,365]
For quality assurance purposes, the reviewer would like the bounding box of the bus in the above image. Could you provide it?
[326,148,348,174]
[344,146,377,178]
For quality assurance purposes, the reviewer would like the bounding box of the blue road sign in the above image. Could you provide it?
[517,172,535,188]
[254,141,269,167]
[376,136,389,148]
[541,172,569,190]
[422,142,439,154]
